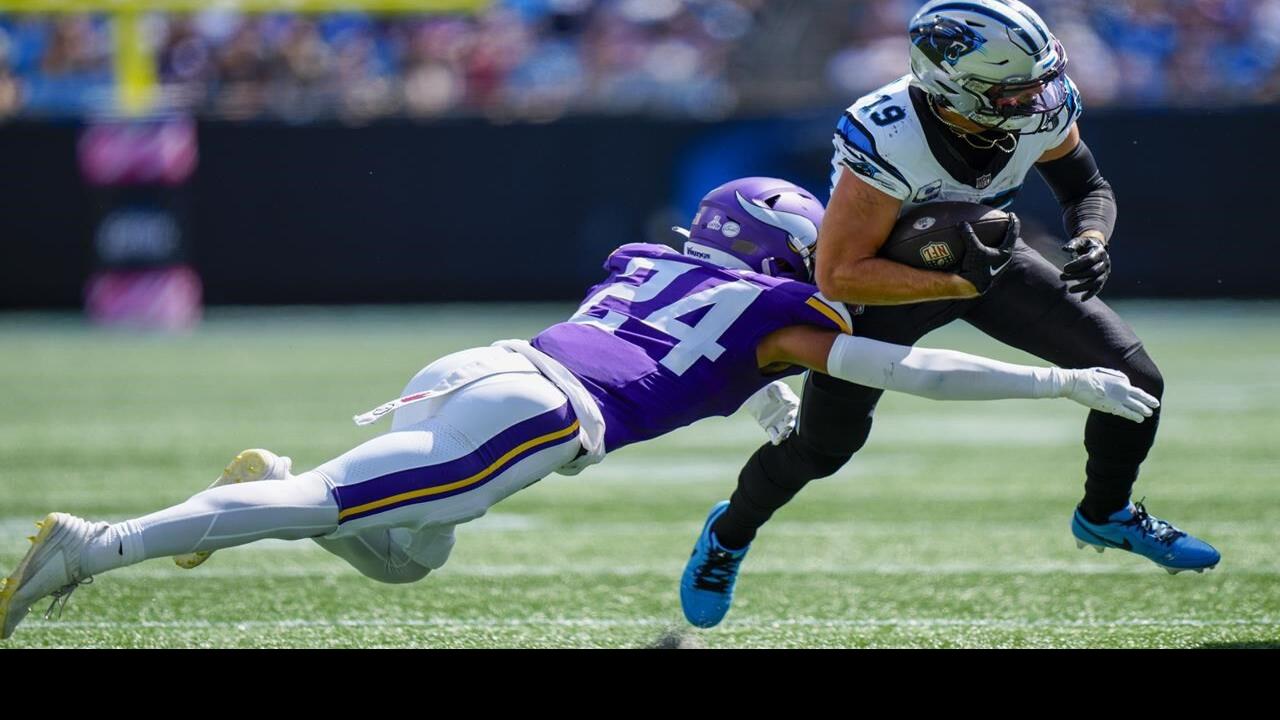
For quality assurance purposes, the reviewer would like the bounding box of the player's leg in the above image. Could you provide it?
[174,448,294,569]
[171,451,447,581]
[965,241,1218,571]
[1,361,579,640]
[711,373,881,549]
[968,242,1161,516]
[681,299,970,628]
[0,471,339,640]
[303,348,528,584]
[1,425,477,639]
[713,299,971,549]
[313,369,580,574]
[311,525,456,585]
[147,366,571,587]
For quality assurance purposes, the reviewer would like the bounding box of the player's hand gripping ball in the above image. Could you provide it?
[879,201,1020,295]
[956,213,1019,295]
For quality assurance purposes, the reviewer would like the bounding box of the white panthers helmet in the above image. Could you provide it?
[908,0,1071,134]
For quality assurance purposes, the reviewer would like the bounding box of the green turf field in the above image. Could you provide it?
[1,301,1277,648]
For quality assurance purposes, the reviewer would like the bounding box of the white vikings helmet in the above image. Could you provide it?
[908,0,1071,134]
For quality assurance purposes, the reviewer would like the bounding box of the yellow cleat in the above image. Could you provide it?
[173,448,291,570]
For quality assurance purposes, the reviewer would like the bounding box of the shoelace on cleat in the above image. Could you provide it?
[43,576,93,621]
[692,549,743,593]
[1122,500,1186,546]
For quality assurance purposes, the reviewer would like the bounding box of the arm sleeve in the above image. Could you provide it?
[1036,139,1117,242]
[825,334,1074,401]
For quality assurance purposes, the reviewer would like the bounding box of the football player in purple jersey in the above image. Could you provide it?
[0,177,1156,640]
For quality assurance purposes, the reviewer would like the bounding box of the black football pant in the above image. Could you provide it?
[714,241,1165,549]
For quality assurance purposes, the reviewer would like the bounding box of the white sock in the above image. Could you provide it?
[83,519,145,574]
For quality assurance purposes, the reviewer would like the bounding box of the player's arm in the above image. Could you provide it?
[814,168,981,305]
[1036,124,1117,300]
[755,325,1158,423]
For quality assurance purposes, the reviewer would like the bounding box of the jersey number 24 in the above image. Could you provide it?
[569,256,763,375]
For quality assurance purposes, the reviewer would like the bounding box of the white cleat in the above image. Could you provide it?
[173,449,292,570]
[0,513,104,640]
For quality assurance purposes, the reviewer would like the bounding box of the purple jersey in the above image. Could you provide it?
[532,244,852,452]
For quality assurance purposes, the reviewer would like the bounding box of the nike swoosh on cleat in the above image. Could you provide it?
[989,259,1012,276]
[1075,520,1133,550]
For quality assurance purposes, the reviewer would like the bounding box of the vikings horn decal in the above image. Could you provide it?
[734,191,819,257]
[910,15,987,66]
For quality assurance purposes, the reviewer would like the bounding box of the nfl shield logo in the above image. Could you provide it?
[976,174,992,189]
[919,241,956,269]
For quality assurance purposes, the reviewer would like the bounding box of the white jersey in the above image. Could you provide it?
[830,74,1082,214]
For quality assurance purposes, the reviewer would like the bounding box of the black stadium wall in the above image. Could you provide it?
[2,107,1276,308]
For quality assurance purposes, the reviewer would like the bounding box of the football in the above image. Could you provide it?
[879,202,1011,272]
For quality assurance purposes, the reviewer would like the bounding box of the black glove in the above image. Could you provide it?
[957,212,1019,295]
[1060,234,1111,301]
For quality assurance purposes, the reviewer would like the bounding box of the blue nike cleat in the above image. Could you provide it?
[1071,500,1220,574]
[680,501,749,628]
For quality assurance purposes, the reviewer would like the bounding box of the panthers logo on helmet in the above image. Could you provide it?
[910,15,986,66]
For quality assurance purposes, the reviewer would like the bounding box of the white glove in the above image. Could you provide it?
[1063,368,1160,423]
[742,380,800,445]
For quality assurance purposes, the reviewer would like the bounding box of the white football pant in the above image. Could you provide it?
[83,347,581,584]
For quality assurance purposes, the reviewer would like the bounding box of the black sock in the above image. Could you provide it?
[712,443,827,550]
[1079,348,1163,524]
[1080,405,1160,523]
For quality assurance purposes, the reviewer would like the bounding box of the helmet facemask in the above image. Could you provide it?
[960,46,1070,135]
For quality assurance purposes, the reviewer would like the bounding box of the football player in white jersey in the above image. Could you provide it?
[680,0,1220,629]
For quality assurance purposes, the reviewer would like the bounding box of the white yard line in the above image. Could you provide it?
[17,617,1280,631]
[9,515,1271,538]
[82,560,1278,578]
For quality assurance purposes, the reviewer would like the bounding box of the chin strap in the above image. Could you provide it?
[928,97,1019,153]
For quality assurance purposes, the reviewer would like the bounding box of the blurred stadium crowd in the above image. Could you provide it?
[1,0,1278,121]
